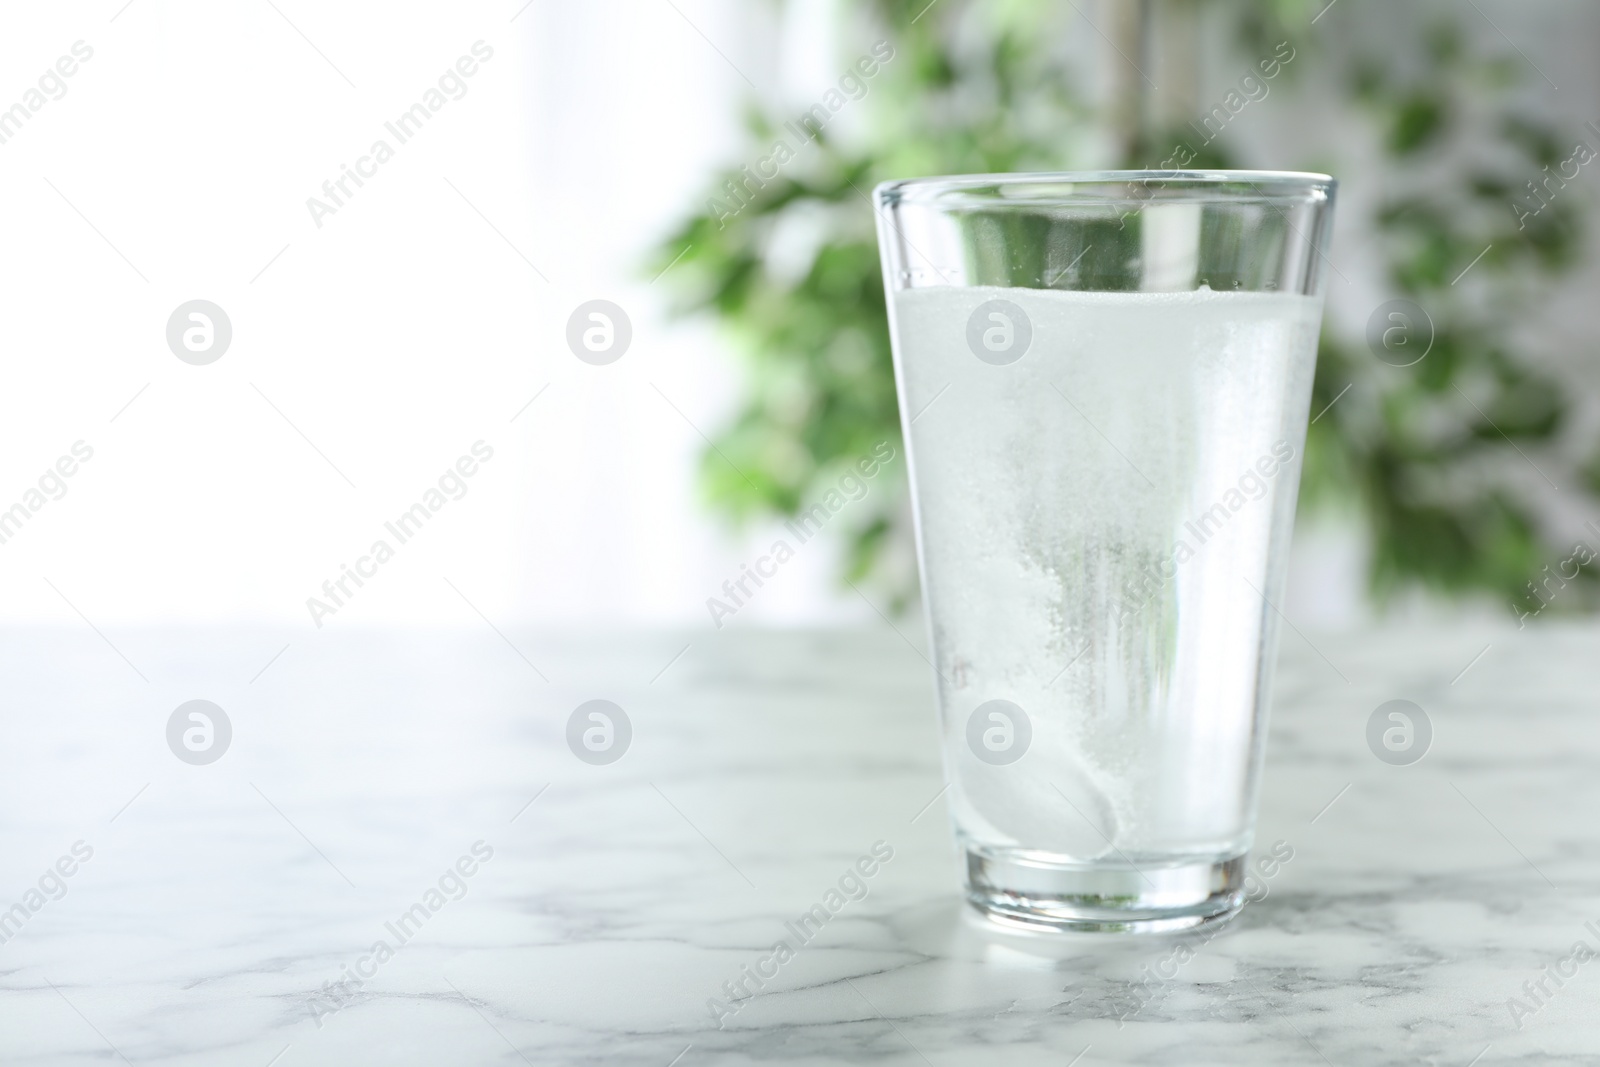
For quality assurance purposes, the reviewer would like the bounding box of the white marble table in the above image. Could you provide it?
[1,622,1595,1065]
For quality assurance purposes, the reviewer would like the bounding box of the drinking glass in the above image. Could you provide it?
[874,171,1336,932]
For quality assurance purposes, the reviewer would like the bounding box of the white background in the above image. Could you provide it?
[0,0,852,633]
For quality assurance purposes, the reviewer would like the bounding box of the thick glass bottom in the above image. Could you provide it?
[964,845,1247,934]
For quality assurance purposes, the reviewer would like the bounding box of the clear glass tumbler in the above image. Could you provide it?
[875,171,1336,932]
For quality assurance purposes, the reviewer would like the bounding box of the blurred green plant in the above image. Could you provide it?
[652,0,1599,618]
[1297,17,1600,617]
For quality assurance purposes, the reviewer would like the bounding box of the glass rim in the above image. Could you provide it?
[876,169,1336,207]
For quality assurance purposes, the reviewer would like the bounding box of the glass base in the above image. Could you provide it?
[964,846,1247,934]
